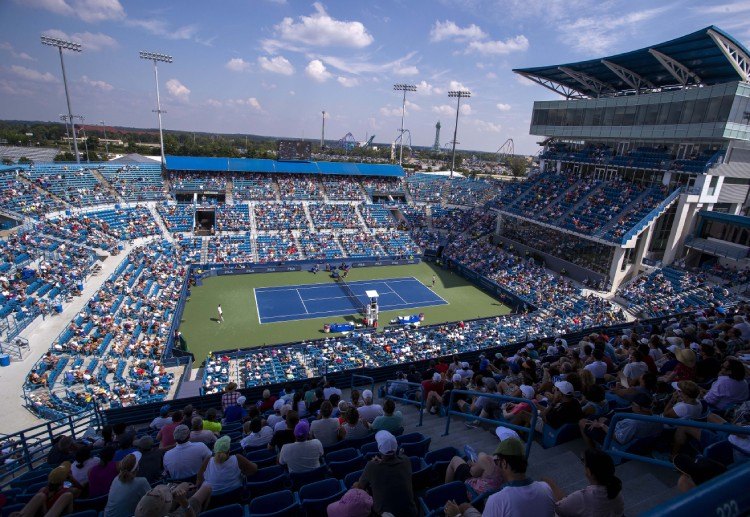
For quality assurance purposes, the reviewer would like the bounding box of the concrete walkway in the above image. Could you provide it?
[0,241,138,434]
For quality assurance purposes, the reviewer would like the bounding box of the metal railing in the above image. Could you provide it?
[443,390,537,458]
[602,412,750,468]
[384,380,425,427]
[619,187,682,245]
[351,374,375,395]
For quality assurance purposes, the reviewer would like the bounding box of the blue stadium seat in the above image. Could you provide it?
[540,423,580,449]
[289,464,328,490]
[244,449,277,469]
[246,465,288,496]
[329,454,367,479]
[419,481,470,517]
[298,478,346,515]
[74,493,109,512]
[247,490,300,517]
[201,504,244,517]
[343,469,364,489]
[2,503,26,517]
[401,436,431,457]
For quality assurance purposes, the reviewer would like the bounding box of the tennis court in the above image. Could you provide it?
[254,276,447,324]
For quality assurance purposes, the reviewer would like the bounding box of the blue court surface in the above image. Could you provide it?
[254,277,448,324]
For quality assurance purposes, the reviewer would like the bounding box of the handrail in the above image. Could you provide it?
[640,462,750,517]
[619,187,682,244]
[384,380,424,427]
[602,412,750,468]
[443,390,537,459]
[351,374,374,395]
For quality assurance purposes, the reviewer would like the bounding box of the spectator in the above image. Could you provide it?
[580,393,662,450]
[340,407,371,440]
[134,482,212,517]
[47,436,74,465]
[258,389,277,412]
[372,399,403,433]
[663,381,702,420]
[269,410,298,452]
[673,454,726,492]
[15,462,80,517]
[223,396,247,424]
[190,417,217,447]
[532,381,583,432]
[703,358,749,411]
[113,434,137,462]
[620,350,648,384]
[422,373,446,415]
[445,438,554,517]
[70,446,97,487]
[157,410,184,450]
[202,408,222,434]
[104,454,151,517]
[241,418,274,449]
[310,401,340,447]
[149,405,172,430]
[278,421,324,473]
[357,390,384,423]
[221,382,240,412]
[163,425,212,480]
[133,436,163,484]
[660,349,696,383]
[327,487,374,517]
[87,446,119,498]
[544,449,624,517]
[324,380,343,401]
[197,436,257,494]
[354,430,417,516]
[444,443,504,496]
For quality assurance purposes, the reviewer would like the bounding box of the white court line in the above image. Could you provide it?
[254,277,422,293]
[296,288,309,314]
[260,299,447,324]
[384,281,408,304]
[408,275,449,305]
[252,288,261,324]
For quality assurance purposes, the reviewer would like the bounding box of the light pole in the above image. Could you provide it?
[139,51,173,166]
[42,35,82,164]
[393,83,417,166]
[448,90,471,178]
[60,114,71,152]
[321,110,326,150]
[78,115,90,163]
[100,120,109,158]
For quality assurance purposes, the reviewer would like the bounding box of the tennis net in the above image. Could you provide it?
[338,277,364,312]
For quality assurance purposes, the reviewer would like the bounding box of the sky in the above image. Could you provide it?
[0,0,749,155]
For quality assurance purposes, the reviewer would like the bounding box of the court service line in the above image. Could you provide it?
[259,299,446,324]
[296,288,310,314]
[252,288,261,324]
[384,281,408,304]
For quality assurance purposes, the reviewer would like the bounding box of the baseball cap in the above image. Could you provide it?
[294,420,310,439]
[48,462,71,484]
[495,426,521,442]
[519,384,535,399]
[362,390,373,400]
[135,485,173,517]
[375,430,398,455]
[173,424,190,442]
[673,454,726,485]
[214,435,231,453]
[159,404,170,416]
[554,380,574,396]
[237,396,246,406]
[452,373,462,383]
[493,437,525,457]
[134,435,154,451]
[273,399,284,411]
[327,488,373,517]
[432,373,442,382]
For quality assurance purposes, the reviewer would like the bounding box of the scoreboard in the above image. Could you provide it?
[277,140,312,161]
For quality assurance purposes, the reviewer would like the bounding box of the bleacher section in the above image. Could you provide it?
[23,165,116,206]
[98,163,165,201]
[232,173,277,201]
[298,232,345,260]
[254,203,308,231]
[156,204,194,233]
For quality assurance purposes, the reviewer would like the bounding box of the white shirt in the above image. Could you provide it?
[649,348,663,362]
[623,361,648,380]
[310,418,340,447]
[70,457,98,485]
[203,455,242,495]
[150,416,172,429]
[273,421,288,433]
[483,480,555,517]
[217,306,223,315]
[673,401,702,419]
[278,439,324,473]
[323,387,342,400]
[358,404,384,423]
[584,361,607,379]
[240,426,274,449]
[267,414,283,428]
[163,441,212,479]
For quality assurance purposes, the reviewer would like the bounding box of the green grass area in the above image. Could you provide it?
[178,262,511,362]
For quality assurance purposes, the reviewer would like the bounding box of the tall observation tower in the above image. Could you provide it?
[432,121,441,151]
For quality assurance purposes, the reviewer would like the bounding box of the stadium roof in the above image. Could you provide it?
[165,155,405,177]
[513,26,750,99]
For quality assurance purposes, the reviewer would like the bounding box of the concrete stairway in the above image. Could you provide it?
[89,168,122,202]
[302,202,316,232]
[147,204,173,242]
[225,179,234,205]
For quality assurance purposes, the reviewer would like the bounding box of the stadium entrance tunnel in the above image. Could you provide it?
[195,208,216,235]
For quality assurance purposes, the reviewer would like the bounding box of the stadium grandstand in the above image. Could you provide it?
[0,25,749,517]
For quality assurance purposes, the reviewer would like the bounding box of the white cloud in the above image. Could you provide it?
[18,0,125,22]
[461,104,472,115]
[414,80,443,96]
[276,2,373,48]
[694,1,750,14]
[0,42,35,61]
[42,29,117,51]
[430,20,487,42]
[206,98,222,107]
[9,65,57,83]
[379,106,401,117]
[225,58,251,72]
[305,59,332,82]
[81,75,113,91]
[126,18,198,41]
[234,97,262,111]
[449,80,469,92]
[472,119,502,132]
[496,103,511,111]
[394,65,419,76]
[165,78,190,101]
[258,55,294,75]
[432,104,454,116]
[467,35,529,55]
[406,100,421,111]
[486,72,497,79]
[515,74,536,86]
[316,51,418,77]
[337,76,359,87]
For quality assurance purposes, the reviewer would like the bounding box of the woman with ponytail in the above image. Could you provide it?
[196,435,257,495]
[103,453,150,517]
[543,449,624,517]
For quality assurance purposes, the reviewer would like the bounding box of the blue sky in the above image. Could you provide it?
[0,0,748,154]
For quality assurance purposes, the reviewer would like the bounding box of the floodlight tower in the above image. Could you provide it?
[41,35,82,164]
[60,115,71,152]
[321,111,326,149]
[139,51,173,166]
[100,120,109,158]
[393,83,417,165]
[448,90,471,178]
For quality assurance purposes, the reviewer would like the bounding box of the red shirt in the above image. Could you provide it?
[421,380,445,396]
[673,363,695,381]
[435,363,450,374]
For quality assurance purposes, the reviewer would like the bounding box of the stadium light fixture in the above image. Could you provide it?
[42,35,82,164]
[393,84,417,166]
[448,90,471,178]
[139,51,173,166]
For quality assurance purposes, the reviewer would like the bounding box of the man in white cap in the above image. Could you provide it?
[354,431,418,516]
[357,390,384,423]
[421,372,445,415]
[267,399,285,428]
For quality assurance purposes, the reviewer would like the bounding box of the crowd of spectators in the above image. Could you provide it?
[253,203,308,231]
[276,175,322,200]
[170,172,227,192]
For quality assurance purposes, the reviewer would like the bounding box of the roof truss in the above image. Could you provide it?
[558,66,615,97]
[515,72,588,99]
[648,49,702,86]
[600,60,656,93]
[708,28,750,82]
